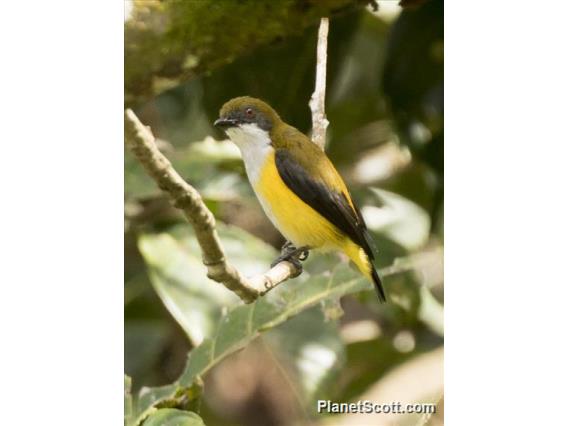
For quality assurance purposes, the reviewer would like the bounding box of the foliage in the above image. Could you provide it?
[132,264,366,424]
[129,191,441,424]
[143,409,205,426]
[138,224,267,345]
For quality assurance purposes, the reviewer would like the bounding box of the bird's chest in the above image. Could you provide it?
[251,151,337,248]
[227,126,339,248]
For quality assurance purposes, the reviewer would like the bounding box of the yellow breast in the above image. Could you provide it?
[253,150,345,250]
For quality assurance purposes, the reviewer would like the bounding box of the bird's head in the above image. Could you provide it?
[215,96,281,132]
[214,97,284,150]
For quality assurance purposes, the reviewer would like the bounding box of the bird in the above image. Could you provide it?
[214,96,386,302]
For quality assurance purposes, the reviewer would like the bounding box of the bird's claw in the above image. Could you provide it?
[270,242,310,278]
[297,250,309,261]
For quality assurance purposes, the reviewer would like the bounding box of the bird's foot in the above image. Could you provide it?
[279,241,310,259]
[271,242,310,277]
[279,240,296,253]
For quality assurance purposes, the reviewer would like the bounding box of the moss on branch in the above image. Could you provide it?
[125,0,370,106]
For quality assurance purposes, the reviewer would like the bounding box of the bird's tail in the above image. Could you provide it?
[345,243,387,303]
[370,265,386,303]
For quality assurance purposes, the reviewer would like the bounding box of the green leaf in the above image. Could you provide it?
[125,375,133,426]
[125,321,170,381]
[177,264,366,387]
[363,188,430,251]
[135,384,178,426]
[139,224,361,416]
[198,173,250,202]
[138,223,278,345]
[134,378,205,426]
[143,409,205,426]
[133,243,436,421]
[418,285,444,337]
[133,264,368,421]
[264,307,346,407]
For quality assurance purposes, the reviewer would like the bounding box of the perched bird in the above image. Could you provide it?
[214,96,386,302]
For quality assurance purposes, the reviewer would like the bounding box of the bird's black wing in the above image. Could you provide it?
[274,149,375,260]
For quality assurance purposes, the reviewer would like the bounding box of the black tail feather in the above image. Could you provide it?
[371,267,387,303]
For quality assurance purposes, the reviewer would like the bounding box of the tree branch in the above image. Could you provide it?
[309,17,330,149]
[125,109,300,304]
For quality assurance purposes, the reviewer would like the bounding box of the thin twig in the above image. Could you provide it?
[309,17,330,149]
[124,109,300,303]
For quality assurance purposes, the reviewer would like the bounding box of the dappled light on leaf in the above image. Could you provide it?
[298,342,338,396]
[362,188,431,251]
[138,224,277,345]
[184,136,241,163]
[340,319,382,344]
[265,308,346,407]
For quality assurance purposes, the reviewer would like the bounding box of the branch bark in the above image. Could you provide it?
[309,17,330,149]
[125,110,300,303]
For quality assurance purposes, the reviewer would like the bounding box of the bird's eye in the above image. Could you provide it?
[245,108,255,118]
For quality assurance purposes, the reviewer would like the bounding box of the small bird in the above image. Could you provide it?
[214,96,386,302]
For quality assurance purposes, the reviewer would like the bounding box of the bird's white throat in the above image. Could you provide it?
[226,124,273,184]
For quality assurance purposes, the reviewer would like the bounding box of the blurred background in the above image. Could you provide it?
[125,0,443,425]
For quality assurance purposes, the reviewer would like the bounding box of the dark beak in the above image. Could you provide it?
[214,117,238,129]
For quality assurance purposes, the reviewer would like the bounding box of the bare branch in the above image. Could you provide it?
[309,17,330,149]
[124,109,300,303]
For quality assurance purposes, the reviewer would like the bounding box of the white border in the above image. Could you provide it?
[0,1,123,424]
[446,1,568,424]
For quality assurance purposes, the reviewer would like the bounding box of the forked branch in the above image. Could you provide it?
[125,110,300,303]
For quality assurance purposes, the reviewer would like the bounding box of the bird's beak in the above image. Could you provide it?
[214,117,238,129]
